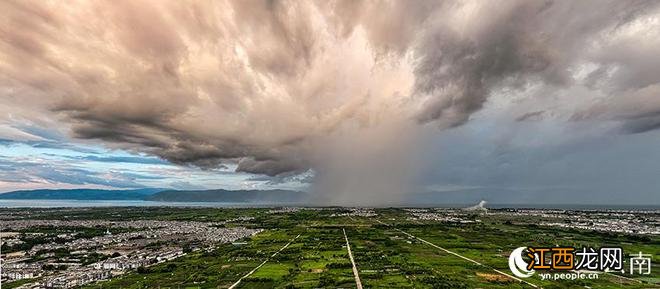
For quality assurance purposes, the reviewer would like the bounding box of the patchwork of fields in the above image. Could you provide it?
[3,207,655,289]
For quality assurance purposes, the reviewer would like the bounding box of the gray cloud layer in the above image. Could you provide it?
[1,0,659,182]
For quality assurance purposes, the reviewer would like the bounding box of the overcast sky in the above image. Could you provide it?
[1,0,659,205]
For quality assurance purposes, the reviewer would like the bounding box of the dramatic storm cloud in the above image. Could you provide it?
[1,0,659,204]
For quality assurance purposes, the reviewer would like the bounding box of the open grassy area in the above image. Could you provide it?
[64,207,659,288]
[235,228,356,289]
[80,229,299,289]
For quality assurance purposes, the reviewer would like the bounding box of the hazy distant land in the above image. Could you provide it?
[0,188,308,203]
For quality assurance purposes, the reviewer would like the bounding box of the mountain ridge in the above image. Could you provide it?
[0,188,166,200]
[146,189,307,203]
[0,188,307,203]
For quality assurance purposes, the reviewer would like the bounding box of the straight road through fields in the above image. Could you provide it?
[375,219,540,288]
[228,233,301,289]
[343,228,363,289]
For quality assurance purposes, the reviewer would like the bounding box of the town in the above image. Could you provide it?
[1,216,260,288]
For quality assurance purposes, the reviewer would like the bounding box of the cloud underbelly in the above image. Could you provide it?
[1,0,659,202]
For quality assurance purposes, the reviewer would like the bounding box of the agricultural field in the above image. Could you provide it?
[2,207,657,288]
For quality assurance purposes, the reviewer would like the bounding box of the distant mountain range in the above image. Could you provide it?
[0,188,165,200]
[146,189,307,203]
[0,188,307,203]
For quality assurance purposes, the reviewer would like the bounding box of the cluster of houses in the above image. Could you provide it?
[44,270,110,289]
[0,217,262,288]
[1,262,42,281]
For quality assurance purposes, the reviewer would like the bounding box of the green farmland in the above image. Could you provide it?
[32,206,653,289]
